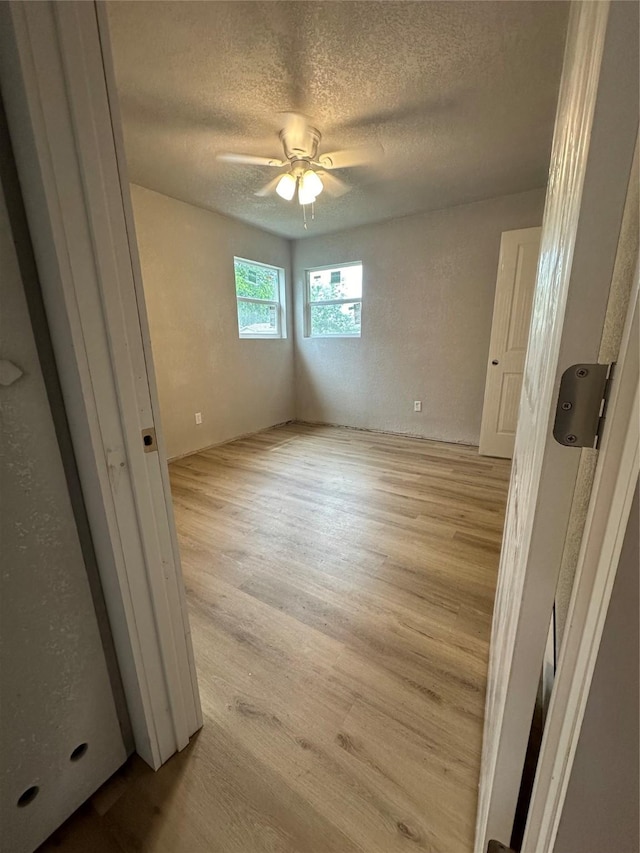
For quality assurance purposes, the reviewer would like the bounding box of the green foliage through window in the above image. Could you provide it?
[233,258,284,338]
[234,260,278,301]
[310,302,361,335]
[306,263,363,337]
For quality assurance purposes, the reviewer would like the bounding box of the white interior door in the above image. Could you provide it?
[476,2,639,851]
[479,227,541,458]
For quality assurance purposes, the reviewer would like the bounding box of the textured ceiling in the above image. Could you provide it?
[106,1,568,239]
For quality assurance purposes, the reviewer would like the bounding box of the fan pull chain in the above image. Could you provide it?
[303,204,307,230]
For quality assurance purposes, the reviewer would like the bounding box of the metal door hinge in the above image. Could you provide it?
[141,427,157,453]
[487,841,516,853]
[553,362,615,449]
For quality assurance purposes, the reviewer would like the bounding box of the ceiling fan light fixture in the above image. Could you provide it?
[301,169,324,198]
[297,186,316,206]
[275,172,297,201]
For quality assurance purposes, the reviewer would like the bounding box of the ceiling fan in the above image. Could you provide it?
[217,113,380,205]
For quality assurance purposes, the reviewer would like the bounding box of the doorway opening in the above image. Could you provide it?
[91,2,566,849]
[0,4,637,851]
[84,4,570,851]
[16,2,636,853]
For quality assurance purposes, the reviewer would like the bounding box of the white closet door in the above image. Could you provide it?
[479,227,541,459]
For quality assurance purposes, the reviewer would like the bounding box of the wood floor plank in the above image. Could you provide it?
[39,423,510,853]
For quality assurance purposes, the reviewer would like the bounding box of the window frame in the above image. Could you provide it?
[233,256,287,340]
[304,261,363,338]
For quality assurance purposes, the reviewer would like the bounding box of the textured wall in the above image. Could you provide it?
[1,165,126,852]
[292,188,546,444]
[131,184,295,459]
[554,482,639,853]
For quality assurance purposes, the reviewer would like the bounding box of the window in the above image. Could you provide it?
[305,262,363,337]
[234,257,286,339]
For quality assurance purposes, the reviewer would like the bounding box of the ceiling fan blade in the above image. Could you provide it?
[255,175,284,197]
[217,153,284,167]
[317,144,382,170]
[317,170,350,198]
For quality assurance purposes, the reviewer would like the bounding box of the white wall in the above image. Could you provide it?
[131,184,295,459]
[292,189,546,444]
[554,482,639,853]
[133,185,546,456]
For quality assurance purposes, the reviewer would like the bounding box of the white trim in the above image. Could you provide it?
[236,298,282,339]
[305,260,363,273]
[306,331,362,339]
[523,270,639,851]
[234,254,286,272]
[234,256,287,339]
[304,262,364,338]
[0,1,201,769]
[307,298,362,308]
[95,0,202,746]
[477,4,609,841]
[476,1,639,848]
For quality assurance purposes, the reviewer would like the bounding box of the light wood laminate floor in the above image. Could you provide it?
[42,423,511,853]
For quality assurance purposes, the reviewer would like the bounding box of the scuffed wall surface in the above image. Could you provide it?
[292,188,546,444]
[131,184,295,459]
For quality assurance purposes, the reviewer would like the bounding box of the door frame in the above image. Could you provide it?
[0,0,201,770]
[0,0,636,827]
[476,1,638,849]
[523,266,638,851]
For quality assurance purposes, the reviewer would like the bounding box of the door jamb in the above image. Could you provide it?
[476,1,638,847]
[0,0,202,769]
[522,268,639,851]
[2,0,637,820]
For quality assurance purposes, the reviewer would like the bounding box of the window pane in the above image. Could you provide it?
[309,264,362,301]
[310,301,361,336]
[238,300,278,335]
[234,260,278,301]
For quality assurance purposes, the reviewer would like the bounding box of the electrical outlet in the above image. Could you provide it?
[414,401,422,412]
[195,412,203,425]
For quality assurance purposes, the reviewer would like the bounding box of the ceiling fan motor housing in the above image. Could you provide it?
[290,158,313,177]
[280,125,321,162]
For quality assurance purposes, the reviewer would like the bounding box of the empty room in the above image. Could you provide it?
[3,2,638,853]
[96,2,562,850]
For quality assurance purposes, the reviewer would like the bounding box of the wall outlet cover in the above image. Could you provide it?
[413,401,422,412]
[195,412,203,424]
